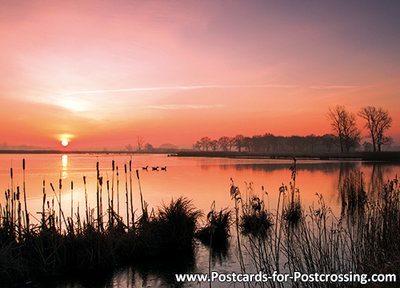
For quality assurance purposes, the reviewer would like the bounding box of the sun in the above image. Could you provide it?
[61,139,69,147]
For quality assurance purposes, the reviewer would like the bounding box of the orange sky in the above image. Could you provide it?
[1,0,399,149]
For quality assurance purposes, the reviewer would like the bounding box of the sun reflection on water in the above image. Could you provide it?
[61,155,68,179]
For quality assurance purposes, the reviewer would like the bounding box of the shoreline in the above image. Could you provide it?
[0,150,400,162]
[173,151,400,162]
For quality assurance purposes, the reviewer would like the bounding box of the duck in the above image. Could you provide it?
[152,166,159,171]
[160,166,167,171]
[142,166,148,170]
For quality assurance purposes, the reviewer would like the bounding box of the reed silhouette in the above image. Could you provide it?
[0,159,201,287]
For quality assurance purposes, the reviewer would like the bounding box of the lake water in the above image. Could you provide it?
[1,154,399,287]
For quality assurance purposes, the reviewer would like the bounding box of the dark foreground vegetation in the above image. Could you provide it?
[0,195,201,287]
[0,160,207,287]
[231,164,400,287]
[1,158,400,287]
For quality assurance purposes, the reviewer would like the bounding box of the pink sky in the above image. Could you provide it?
[1,0,399,149]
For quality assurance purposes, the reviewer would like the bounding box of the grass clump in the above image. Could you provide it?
[196,204,231,248]
[135,197,201,263]
[240,196,273,237]
[283,202,302,225]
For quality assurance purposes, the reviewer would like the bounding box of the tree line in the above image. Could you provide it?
[193,134,342,153]
[193,105,392,153]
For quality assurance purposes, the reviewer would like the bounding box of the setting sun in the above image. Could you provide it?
[61,139,69,147]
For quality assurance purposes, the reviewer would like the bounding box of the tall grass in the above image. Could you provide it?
[196,202,231,248]
[0,159,201,287]
[234,170,400,288]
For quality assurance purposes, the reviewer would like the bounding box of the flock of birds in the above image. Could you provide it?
[141,165,167,171]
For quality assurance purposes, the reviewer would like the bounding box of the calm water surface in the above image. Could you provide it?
[1,154,399,287]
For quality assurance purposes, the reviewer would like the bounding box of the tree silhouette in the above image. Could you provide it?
[218,136,230,151]
[328,105,360,152]
[136,137,145,151]
[233,135,244,152]
[358,106,392,152]
[200,137,212,151]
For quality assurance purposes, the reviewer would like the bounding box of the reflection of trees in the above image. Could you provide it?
[213,162,358,174]
[370,164,384,196]
[363,163,394,196]
[337,163,397,220]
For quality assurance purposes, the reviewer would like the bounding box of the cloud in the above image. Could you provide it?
[63,84,297,96]
[146,104,225,110]
[308,85,362,89]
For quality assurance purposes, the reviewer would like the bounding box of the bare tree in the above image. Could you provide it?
[210,140,218,151]
[193,141,201,151]
[136,137,145,151]
[233,135,245,152]
[218,136,230,151]
[358,106,392,152]
[328,106,360,152]
[200,137,212,151]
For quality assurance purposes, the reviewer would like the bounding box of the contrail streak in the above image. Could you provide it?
[63,84,297,95]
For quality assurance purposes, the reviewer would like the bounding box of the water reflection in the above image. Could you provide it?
[217,161,358,173]
[1,155,400,288]
[62,155,68,179]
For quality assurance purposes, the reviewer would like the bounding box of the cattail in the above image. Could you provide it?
[111,160,115,222]
[116,166,120,215]
[59,178,62,230]
[125,164,129,227]
[42,180,46,227]
[17,186,21,238]
[106,180,110,225]
[96,165,100,230]
[22,159,29,230]
[99,176,103,230]
[10,168,13,225]
[70,181,74,224]
[83,176,88,225]
[50,181,67,231]
[76,203,81,232]
[129,159,134,228]
[136,170,144,215]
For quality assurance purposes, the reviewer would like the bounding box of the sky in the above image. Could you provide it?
[0,0,399,149]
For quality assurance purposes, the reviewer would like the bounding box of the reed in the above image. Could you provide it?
[0,160,203,287]
[22,159,29,232]
[129,160,134,229]
[240,196,273,237]
[234,172,400,288]
[124,164,129,227]
[116,166,120,215]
